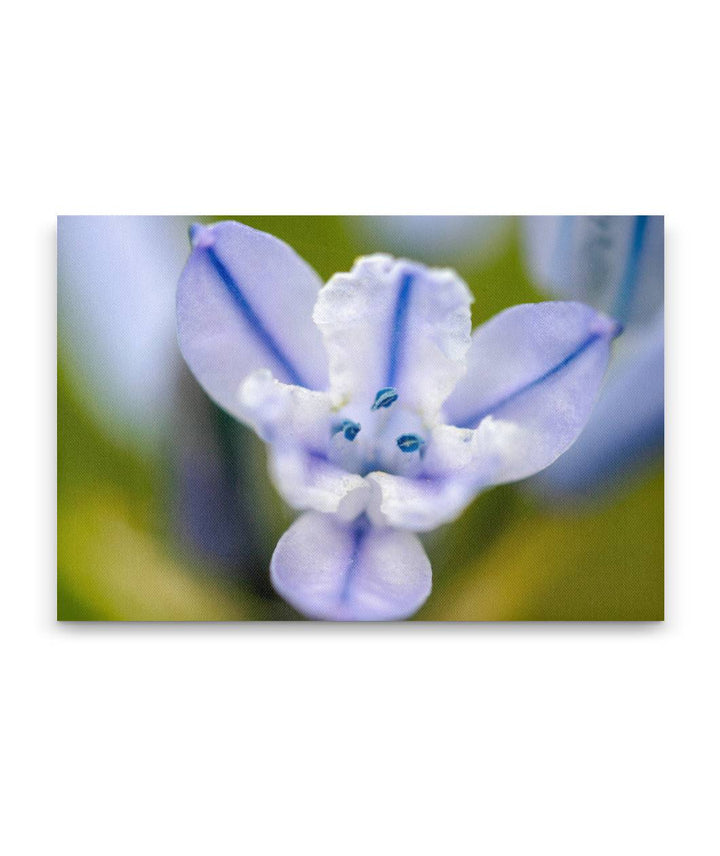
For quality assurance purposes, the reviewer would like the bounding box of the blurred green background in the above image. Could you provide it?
[57,216,663,620]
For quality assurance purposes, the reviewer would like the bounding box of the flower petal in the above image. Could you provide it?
[313,255,473,420]
[532,312,664,497]
[366,471,476,532]
[270,512,431,620]
[523,216,663,326]
[177,221,329,419]
[238,369,334,452]
[268,446,371,520]
[441,302,620,484]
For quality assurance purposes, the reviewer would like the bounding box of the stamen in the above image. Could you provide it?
[371,387,399,410]
[396,433,425,453]
[333,419,361,441]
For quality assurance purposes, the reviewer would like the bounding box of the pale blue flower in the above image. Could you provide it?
[58,215,193,450]
[348,216,511,265]
[523,216,664,497]
[177,221,620,620]
[57,215,265,571]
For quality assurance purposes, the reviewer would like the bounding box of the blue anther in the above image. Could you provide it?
[371,387,399,410]
[333,419,361,442]
[396,433,425,453]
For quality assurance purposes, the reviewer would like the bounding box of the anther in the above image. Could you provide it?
[371,387,399,410]
[396,433,425,453]
[333,419,361,441]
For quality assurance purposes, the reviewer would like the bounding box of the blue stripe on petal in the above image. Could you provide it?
[531,313,664,498]
[338,519,368,605]
[613,215,648,324]
[387,271,414,387]
[203,244,307,387]
[270,511,432,620]
[457,327,619,429]
[313,256,471,421]
[440,302,623,487]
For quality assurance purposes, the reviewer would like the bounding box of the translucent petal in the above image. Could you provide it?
[313,255,472,421]
[532,312,664,497]
[270,512,431,620]
[441,302,620,484]
[177,221,329,420]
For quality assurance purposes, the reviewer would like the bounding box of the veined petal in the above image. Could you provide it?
[177,221,329,419]
[523,216,663,327]
[313,255,473,420]
[268,446,370,521]
[532,312,664,497]
[441,302,620,484]
[270,512,431,620]
[366,471,476,532]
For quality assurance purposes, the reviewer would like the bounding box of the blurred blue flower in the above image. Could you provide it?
[57,215,266,576]
[523,216,664,498]
[58,215,193,451]
[177,221,619,620]
[347,216,511,266]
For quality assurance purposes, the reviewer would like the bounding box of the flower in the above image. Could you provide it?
[522,216,664,497]
[58,215,193,451]
[347,216,511,266]
[57,216,268,571]
[177,221,620,620]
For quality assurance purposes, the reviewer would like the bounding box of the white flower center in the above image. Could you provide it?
[328,386,428,479]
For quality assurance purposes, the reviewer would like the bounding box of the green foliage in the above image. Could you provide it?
[419,467,664,621]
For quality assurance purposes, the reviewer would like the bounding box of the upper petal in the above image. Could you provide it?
[531,312,664,497]
[176,221,329,419]
[270,512,431,620]
[440,302,620,484]
[522,216,663,327]
[312,255,473,421]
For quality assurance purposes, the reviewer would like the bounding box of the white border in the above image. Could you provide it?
[4,1,717,853]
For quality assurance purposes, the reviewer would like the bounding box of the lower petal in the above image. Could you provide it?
[270,512,432,620]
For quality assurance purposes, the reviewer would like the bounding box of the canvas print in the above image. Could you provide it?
[57,216,664,621]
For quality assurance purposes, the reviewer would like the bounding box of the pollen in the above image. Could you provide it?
[371,387,399,410]
[396,433,425,453]
[333,419,361,441]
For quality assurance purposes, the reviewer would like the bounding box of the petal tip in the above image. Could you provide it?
[591,312,624,342]
[188,222,215,249]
